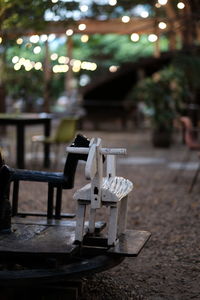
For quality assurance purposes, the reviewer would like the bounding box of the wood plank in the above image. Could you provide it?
[0,224,77,255]
[0,220,106,256]
[108,229,151,257]
[12,218,106,232]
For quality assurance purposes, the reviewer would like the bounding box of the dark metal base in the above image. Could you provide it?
[0,219,150,285]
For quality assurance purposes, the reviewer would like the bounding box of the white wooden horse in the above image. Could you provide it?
[66,137,133,246]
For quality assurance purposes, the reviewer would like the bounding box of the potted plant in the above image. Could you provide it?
[134,66,184,147]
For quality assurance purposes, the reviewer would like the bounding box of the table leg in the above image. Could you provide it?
[16,124,25,169]
[44,119,51,168]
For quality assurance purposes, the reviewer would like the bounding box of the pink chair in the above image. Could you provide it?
[178,116,200,192]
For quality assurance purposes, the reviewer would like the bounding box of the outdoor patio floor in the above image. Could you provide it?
[1,126,200,299]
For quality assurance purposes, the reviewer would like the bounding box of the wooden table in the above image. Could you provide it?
[0,113,52,169]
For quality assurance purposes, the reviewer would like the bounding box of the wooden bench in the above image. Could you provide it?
[67,137,151,255]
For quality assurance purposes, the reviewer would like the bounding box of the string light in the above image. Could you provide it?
[158,22,167,29]
[30,35,40,43]
[109,0,117,6]
[121,16,130,23]
[109,66,119,72]
[40,35,48,42]
[72,65,81,72]
[66,29,73,36]
[16,38,23,45]
[58,56,69,64]
[33,46,41,54]
[141,11,149,18]
[177,2,185,9]
[78,23,86,31]
[81,61,97,71]
[148,34,158,42]
[14,63,21,71]
[81,35,89,43]
[158,0,168,5]
[48,34,56,42]
[53,65,69,73]
[0,37,2,44]
[34,62,42,70]
[51,53,58,60]
[80,5,88,12]
[130,33,140,42]
[155,3,161,8]
[12,56,19,64]
[51,0,58,3]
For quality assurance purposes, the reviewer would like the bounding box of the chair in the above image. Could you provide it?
[176,116,200,192]
[9,134,90,220]
[31,117,77,165]
[67,137,133,246]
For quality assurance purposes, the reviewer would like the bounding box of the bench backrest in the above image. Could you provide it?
[67,138,126,209]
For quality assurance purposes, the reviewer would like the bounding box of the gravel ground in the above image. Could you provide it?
[3,127,200,299]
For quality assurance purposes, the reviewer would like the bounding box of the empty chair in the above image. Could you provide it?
[176,116,200,192]
[31,117,77,166]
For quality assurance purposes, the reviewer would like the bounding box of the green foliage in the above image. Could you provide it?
[134,65,187,131]
[134,54,200,131]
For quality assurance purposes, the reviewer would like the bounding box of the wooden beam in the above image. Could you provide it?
[1,18,177,38]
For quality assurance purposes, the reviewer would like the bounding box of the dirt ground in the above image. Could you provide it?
[3,127,200,299]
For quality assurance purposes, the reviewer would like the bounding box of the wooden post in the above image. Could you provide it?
[65,36,74,99]
[43,40,51,112]
[165,0,178,51]
[154,31,161,58]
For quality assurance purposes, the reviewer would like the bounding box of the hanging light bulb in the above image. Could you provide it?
[177,2,185,9]
[148,34,158,42]
[130,33,140,42]
[78,23,86,31]
[109,0,117,6]
[158,0,168,5]
[121,16,130,23]
[158,22,167,29]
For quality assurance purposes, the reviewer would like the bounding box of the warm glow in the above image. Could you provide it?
[34,62,42,70]
[33,46,41,54]
[48,34,56,42]
[12,56,19,64]
[40,35,48,42]
[58,56,68,64]
[81,61,97,71]
[177,2,185,9]
[16,38,23,45]
[19,58,26,64]
[0,37,2,44]
[78,23,86,31]
[158,0,168,5]
[148,34,158,42]
[109,65,118,72]
[81,34,89,43]
[30,35,40,43]
[109,0,117,6]
[53,65,69,73]
[66,29,74,36]
[72,65,81,72]
[80,5,88,12]
[72,60,81,67]
[121,16,130,23]
[51,0,58,3]
[14,63,21,71]
[25,64,33,72]
[51,53,58,61]
[155,3,161,8]
[130,33,140,42]
[158,22,167,29]
[141,11,149,18]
